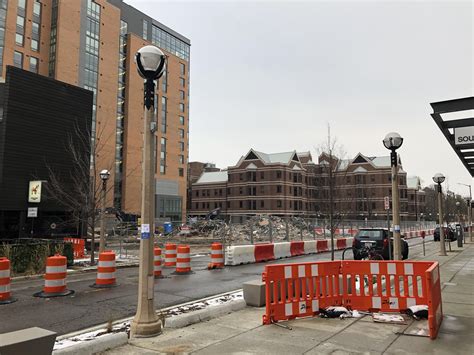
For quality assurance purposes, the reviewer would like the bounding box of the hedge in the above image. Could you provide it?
[0,239,74,276]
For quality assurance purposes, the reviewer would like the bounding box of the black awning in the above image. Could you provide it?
[430,97,474,177]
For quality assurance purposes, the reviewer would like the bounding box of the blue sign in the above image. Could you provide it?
[141,232,150,240]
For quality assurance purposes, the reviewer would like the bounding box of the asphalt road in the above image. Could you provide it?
[1,236,434,336]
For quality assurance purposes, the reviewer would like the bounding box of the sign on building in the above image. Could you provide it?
[384,196,390,210]
[454,127,474,145]
[28,181,42,203]
[27,207,38,218]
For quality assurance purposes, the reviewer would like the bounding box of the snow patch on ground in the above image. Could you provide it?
[53,290,243,351]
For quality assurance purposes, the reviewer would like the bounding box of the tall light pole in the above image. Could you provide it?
[433,173,447,256]
[99,169,110,253]
[383,132,403,260]
[130,45,166,337]
[458,183,472,242]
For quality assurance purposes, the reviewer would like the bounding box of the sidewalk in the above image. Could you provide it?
[102,241,474,355]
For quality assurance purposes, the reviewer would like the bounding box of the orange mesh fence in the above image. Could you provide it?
[263,260,442,339]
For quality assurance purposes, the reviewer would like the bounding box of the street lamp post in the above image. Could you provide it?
[383,132,403,260]
[433,173,447,256]
[458,183,472,242]
[130,45,166,337]
[99,169,110,253]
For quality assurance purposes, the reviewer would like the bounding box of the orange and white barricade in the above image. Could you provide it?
[154,247,163,278]
[164,243,177,267]
[208,243,224,269]
[91,251,117,288]
[34,254,74,298]
[0,257,16,305]
[175,245,191,274]
[262,260,442,339]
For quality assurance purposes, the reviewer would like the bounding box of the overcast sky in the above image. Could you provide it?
[128,0,473,195]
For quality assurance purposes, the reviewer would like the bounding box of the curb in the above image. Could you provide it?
[164,298,247,329]
[52,332,128,355]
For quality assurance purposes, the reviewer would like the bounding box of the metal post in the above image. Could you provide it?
[312,219,316,240]
[469,187,472,242]
[99,180,107,253]
[131,78,161,337]
[438,184,447,256]
[387,208,392,260]
[422,237,425,256]
[249,221,254,244]
[285,218,289,242]
[269,218,273,243]
[391,154,402,260]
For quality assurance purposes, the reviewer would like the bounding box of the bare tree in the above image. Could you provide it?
[44,121,115,264]
[316,124,351,260]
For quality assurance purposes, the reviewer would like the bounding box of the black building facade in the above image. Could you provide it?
[0,66,93,238]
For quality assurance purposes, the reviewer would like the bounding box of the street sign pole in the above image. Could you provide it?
[384,196,392,260]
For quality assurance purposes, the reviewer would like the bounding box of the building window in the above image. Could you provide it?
[239,201,243,208]
[179,141,184,151]
[31,38,39,51]
[276,171,282,179]
[179,128,184,139]
[18,0,26,9]
[179,103,185,112]
[179,77,185,87]
[180,62,185,75]
[178,168,184,177]
[277,200,282,208]
[13,51,23,68]
[260,171,264,179]
[142,19,148,39]
[179,90,185,100]
[178,154,184,164]
[29,57,38,73]
[161,96,167,133]
[277,185,282,193]
[179,115,185,125]
[260,200,264,208]
[15,33,23,46]
[151,24,190,61]
[161,69,167,93]
[33,0,41,17]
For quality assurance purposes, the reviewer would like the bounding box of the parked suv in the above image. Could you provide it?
[352,228,409,260]
[433,227,456,242]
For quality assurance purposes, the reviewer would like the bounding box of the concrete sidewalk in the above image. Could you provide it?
[102,241,474,355]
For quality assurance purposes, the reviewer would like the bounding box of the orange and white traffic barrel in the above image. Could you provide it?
[154,247,163,278]
[164,243,177,267]
[34,254,74,298]
[175,245,191,274]
[91,251,117,288]
[208,242,224,269]
[0,257,16,305]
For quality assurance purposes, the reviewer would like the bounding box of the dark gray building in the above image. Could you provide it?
[0,66,93,238]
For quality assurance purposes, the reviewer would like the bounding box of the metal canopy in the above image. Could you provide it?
[430,97,474,177]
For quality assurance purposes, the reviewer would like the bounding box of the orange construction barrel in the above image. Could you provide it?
[34,254,74,297]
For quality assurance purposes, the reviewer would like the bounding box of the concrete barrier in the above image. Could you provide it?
[274,242,291,259]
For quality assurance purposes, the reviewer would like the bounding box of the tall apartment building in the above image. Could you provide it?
[189,149,425,221]
[0,0,190,222]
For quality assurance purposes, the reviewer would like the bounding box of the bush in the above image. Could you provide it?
[0,239,74,276]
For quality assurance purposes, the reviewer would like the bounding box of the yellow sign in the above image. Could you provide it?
[28,181,42,203]
[138,218,142,226]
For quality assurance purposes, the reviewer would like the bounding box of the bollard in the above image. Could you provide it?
[285,219,290,242]
[164,243,177,267]
[269,219,273,243]
[154,247,163,278]
[175,245,192,274]
[34,254,74,297]
[208,242,224,269]
[0,257,16,305]
[91,251,117,288]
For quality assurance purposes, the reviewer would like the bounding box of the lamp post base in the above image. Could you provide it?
[130,318,162,338]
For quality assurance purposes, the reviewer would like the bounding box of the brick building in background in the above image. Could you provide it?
[0,0,190,222]
[188,149,426,221]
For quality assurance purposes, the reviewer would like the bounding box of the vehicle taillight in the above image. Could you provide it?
[383,238,389,247]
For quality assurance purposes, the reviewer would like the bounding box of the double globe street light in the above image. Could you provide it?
[130,45,166,337]
[383,132,403,260]
[433,173,447,256]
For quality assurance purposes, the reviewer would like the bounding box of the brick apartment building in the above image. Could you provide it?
[0,0,190,221]
[188,149,426,221]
